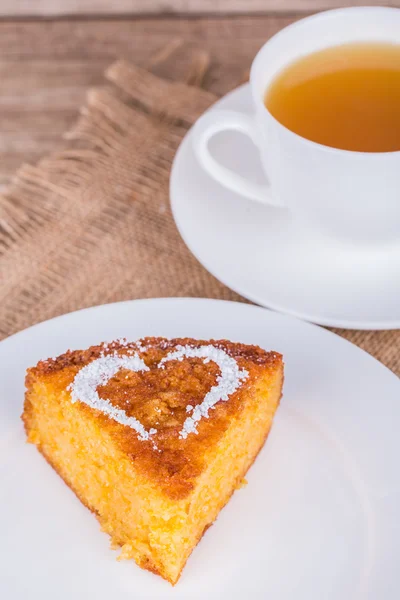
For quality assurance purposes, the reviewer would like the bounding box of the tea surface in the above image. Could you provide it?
[265,43,400,152]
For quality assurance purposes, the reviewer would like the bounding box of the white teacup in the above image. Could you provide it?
[192,7,400,246]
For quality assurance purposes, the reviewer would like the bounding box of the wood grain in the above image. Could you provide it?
[0,0,398,17]
[0,15,296,189]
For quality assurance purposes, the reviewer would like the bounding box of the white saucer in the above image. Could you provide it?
[170,84,400,330]
[1,298,400,599]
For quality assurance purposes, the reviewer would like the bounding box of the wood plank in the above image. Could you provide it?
[0,0,398,17]
[0,16,294,63]
[0,15,298,188]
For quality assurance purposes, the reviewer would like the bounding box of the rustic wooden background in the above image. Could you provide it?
[0,15,290,191]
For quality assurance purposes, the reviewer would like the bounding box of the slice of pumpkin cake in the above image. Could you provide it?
[22,337,283,584]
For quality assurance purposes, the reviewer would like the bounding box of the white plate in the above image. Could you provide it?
[1,298,399,600]
[170,84,400,330]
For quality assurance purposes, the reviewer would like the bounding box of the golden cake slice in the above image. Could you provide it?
[22,337,283,585]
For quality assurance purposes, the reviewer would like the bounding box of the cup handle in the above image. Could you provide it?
[192,109,282,207]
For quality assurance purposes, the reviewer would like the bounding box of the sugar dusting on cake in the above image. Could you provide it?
[160,345,248,439]
[68,354,156,442]
[68,342,248,444]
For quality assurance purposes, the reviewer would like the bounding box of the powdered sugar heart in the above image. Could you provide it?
[68,344,248,443]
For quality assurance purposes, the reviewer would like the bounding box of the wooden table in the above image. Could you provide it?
[0,15,304,191]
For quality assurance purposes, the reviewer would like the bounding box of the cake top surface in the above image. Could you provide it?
[27,337,282,499]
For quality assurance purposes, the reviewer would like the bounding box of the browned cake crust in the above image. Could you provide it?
[23,337,282,501]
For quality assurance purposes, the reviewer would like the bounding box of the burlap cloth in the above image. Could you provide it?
[0,44,398,375]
